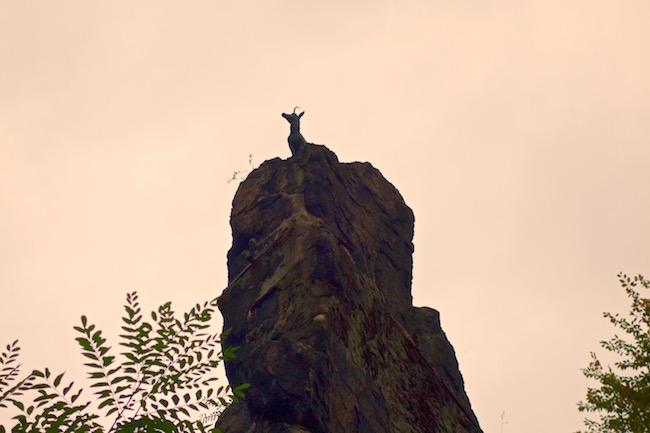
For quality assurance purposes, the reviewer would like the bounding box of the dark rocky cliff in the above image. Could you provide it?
[216,144,482,433]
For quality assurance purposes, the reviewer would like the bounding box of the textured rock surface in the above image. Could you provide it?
[216,144,482,433]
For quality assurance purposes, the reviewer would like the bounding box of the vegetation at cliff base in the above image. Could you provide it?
[577,272,650,433]
[0,292,248,433]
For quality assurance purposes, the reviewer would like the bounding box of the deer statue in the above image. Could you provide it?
[282,107,308,156]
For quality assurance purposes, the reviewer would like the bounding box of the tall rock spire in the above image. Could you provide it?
[217,144,482,433]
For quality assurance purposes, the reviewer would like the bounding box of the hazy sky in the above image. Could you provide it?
[1,1,649,432]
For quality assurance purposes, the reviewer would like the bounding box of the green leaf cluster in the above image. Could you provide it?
[0,292,247,433]
[577,273,650,433]
[0,341,36,417]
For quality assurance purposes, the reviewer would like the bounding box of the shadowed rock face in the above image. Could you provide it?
[217,144,482,433]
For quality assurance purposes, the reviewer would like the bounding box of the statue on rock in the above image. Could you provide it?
[282,107,308,156]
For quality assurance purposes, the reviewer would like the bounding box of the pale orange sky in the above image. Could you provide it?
[1,1,650,432]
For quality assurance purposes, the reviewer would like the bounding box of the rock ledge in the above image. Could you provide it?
[217,144,482,433]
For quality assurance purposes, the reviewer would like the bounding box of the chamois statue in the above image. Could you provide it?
[282,107,308,156]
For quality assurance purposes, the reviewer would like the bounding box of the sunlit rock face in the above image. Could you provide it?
[216,144,482,433]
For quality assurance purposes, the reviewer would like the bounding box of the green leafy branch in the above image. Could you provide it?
[0,292,247,433]
[577,272,650,433]
[0,341,34,410]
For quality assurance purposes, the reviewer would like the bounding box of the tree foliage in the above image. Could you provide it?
[577,273,650,433]
[0,292,248,433]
